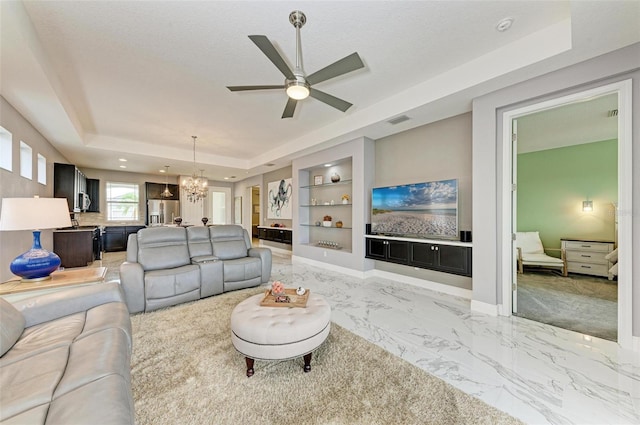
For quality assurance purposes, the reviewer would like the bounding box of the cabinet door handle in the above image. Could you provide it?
[435,246,439,251]
[580,265,592,269]
[581,245,592,248]
[581,254,591,258]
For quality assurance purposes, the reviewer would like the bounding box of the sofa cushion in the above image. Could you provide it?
[187,226,214,258]
[144,264,200,300]
[213,240,248,260]
[0,299,25,357]
[137,227,191,271]
[0,346,69,422]
[223,257,262,282]
[1,312,85,365]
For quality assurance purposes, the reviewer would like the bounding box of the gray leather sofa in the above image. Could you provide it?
[120,225,271,314]
[0,282,134,424]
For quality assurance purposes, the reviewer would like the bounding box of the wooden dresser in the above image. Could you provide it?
[561,238,615,280]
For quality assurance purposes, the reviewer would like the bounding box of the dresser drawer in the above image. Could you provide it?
[565,251,609,265]
[563,241,612,252]
[566,262,609,277]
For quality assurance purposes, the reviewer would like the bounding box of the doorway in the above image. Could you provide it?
[251,185,260,241]
[512,93,618,341]
[501,80,633,348]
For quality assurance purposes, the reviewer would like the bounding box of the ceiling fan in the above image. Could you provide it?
[227,10,365,119]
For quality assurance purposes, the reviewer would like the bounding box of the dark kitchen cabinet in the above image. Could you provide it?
[103,226,126,252]
[54,229,96,268]
[104,225,146,252]
[54,163,87,212]
[145,182,180,200]
[86,178,100,213]
[365,238,409,265]
[102,226,145,252]
[365,237,472,277]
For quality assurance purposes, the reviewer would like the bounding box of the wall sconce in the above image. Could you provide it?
[582,200,593,212]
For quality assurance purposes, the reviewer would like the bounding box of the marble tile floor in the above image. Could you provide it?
[99,251,640,425]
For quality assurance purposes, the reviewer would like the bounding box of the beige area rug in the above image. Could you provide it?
[131,288,523,425]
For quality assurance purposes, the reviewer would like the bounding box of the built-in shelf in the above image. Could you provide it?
[299,179,352,189]
[298,159,354,253]
[300,203,352,207]
[300,224,352,229]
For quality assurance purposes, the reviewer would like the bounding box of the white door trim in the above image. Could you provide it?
[499,79,633,349]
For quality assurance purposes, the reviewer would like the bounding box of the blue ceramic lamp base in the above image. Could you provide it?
[10,231,61,282]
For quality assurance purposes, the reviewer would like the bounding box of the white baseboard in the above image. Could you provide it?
[364,269,472,300]
[470,300,499,317]
[633,336,640,353]
[259,242,292,257]
[291,255,367,279]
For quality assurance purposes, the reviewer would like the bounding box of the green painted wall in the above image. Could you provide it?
[517,139,617,253]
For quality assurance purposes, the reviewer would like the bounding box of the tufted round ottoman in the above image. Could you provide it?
[230,292,331,377]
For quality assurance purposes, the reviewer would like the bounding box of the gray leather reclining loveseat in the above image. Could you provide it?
[0,282,134,424]
[120,225,271,314]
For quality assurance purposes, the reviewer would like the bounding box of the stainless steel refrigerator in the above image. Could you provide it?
[147,199,180,225]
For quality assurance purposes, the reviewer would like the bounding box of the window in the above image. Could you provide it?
[0,127,11,171]
[20,141,32,179]
[106,182,139,221]
[37,154,46,185]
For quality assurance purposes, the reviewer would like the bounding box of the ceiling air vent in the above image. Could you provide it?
[607,109,618,117]
[387,115,410,125]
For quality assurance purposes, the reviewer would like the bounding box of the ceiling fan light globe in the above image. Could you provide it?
[286,83,309,100]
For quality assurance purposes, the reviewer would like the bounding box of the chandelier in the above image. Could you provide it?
[181,136,208,203]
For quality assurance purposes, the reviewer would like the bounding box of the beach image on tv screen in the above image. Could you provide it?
[371,179,458,238]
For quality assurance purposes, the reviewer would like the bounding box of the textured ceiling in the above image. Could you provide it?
[1,1,639,181]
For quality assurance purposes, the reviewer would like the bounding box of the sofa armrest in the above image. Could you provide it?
[248,247,272,283]
[120,261,145,313]
[11,282,125,328]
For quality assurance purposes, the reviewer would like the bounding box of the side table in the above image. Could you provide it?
[0,267,107,302]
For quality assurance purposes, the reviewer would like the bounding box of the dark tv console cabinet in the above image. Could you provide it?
[365,235,472,277]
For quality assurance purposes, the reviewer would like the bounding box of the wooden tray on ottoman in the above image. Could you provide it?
[260,288,310,308]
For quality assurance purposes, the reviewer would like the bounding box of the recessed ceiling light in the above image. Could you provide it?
[159,169,166,173]
[118,158,127,162]
[496,17,514,32]
[224,177,230,180]
[119,165,127,169]
[324,163,332,167]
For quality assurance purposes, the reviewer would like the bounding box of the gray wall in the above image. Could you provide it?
[0,97,70,282]
[472,43,639,336]
[376,112,472,231]
[374,112,473,289]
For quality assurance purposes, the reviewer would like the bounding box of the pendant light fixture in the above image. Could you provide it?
[181,136,208,203]
[161,165,173,198]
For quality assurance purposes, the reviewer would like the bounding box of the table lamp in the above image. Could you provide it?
[0,197,72,281]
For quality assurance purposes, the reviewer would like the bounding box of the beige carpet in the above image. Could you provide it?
[516,270,617,341]
[131,288,523,425]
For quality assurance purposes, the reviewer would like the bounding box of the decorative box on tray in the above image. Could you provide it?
[260,288,310,308]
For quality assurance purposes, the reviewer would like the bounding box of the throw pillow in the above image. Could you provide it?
[0,298,25,356]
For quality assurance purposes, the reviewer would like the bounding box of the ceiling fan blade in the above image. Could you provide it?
[248,35,295,80]
[282,97,298,119]
[306,52,364,85]
[227,85,285,92]
[309,88,353,112]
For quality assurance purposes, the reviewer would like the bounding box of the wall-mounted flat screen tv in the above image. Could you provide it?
[371,178,458,239]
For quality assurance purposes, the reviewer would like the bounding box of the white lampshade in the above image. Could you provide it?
[0,197,72,231]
